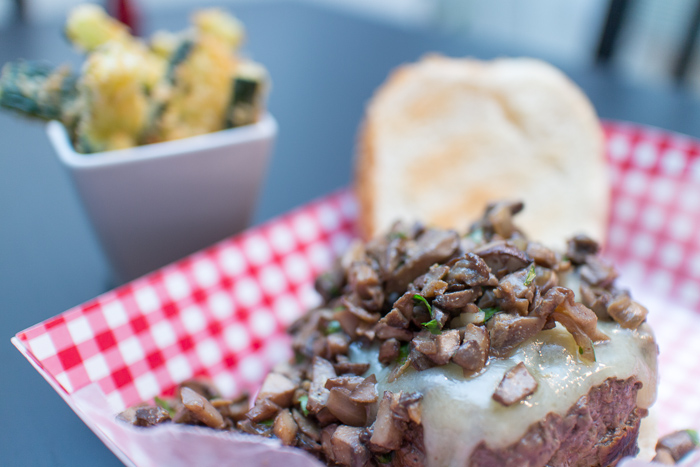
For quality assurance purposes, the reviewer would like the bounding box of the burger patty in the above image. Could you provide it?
[468,376,644,467]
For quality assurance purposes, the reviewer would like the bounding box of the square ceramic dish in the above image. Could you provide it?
[47,114,277,282]
[13,121,700,466]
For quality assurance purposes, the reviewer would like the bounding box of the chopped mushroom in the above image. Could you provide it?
[426,329,460,366]
[654,430,699,463]
[180,387,226,429]
[487,314,544,358]
[326,387,367,426]
[273,409,299,445]
[606,292,648,329]
[256,372,297,407]
[492,362,538,406]
[118,405,171,427]
[378,338,401,365]
[331,425,371,467]
[475,243,532,278]
[452,324,490,373]
[369,392,403,451]
[349,374,378,404]
[246,397,281,423]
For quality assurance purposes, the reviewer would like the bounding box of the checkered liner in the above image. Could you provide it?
[12,121,700,465]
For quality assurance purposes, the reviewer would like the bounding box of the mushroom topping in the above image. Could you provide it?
[325,376,364,392]
[487,314,544,358]
[181,387,226,429]
[246,397,281,423]
[326,387,366,427]
[273,409,299,445]
[369,392,404,452]
[452,324,490,373]
[654,429,699,464]
[256,372,296,408]
[378,338,401,365]
[293,408,321,441]
[385,228,459,293]
[550,294,609,362]
[606,292,648,329]
[579,256,618,288]
[349,374,379,404]
[566,235,599,265]
[426,329,460,366]
[331,425,371,467]
[475,243,532,278]
[445,253,491,287]
[492,362,538,406]
[307,357,337,414]
[118,405,171,427]
[525,242,558,268]
[493,266,536,316]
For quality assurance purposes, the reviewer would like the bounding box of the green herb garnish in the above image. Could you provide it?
[422,319,442,334]
[688,429,699,446]
[481,307,499,322]
[389,231,407,240]
[465,228,484,244]
[260,419,274,426]
[524,263,536,286]
[579,346,584,355]
[154,396,175,417]
[397,343,410,363]
[413,294,432,317]
[333,305,345,312]
[299,394,310,416]
[324,320,342,335]
[376,452,393,464]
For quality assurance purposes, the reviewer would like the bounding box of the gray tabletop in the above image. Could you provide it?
[2,2,699,466]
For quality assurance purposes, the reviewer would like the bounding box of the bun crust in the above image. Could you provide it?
[356,55,609,248]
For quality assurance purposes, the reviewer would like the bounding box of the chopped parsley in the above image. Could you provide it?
[389,231,407,240]
[688,429,699,446]
[397,342,410,363]
[579,346,584,355]
[154,396,175,417]
[422,319,442,334]
[299,394,310,416]
[324,320,342,335]
[376,453,393,464]
[465,227,484,244]
[259,419,274,426]
[524,263,536,286]
[481,307,499,322]
[413,294,433,317]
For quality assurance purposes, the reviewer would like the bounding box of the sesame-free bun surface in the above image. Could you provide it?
[356,55,609,248]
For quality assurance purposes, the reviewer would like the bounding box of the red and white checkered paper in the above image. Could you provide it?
[12,121,700,466]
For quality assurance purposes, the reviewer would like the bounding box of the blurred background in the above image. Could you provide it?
[4,0,700,93]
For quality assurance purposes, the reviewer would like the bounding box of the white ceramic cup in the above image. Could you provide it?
[48,114,277,282]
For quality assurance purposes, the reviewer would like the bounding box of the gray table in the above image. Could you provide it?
[2,2,699,465]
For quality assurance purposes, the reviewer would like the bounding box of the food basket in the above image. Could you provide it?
[12,121,700,466]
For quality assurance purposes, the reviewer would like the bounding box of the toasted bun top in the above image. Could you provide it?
[356,55,609,249]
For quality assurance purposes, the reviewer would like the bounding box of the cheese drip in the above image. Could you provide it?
[350,322,658,467]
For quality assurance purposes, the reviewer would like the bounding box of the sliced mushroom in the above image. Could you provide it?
[426,329,460,366]
[293,408,321,442]
[385,228,459,293]
[333,361,370,376]
[307,357,337,414]
[369,391,403,451]
[566,235,599,265]
[452,324,490,372]
[256,372,297,408]
[349,374,378,404]
[606,292,648,329]
[245,397,281,423]
[655,429,699,463]
[475,243,532,278]
[492,362,538,406]
[273,409,298,445]
[445,253,492,287]
[119,405,171,427]
[494,267,535,316]
[181,387,226,429]
[378,338,401,365]
[325,376,364,392]
[326,387,367,426]
[331,425,371,467]
[433,288,482,313]
[488,314,545,358]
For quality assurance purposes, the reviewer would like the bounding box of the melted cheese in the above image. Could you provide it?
[349,322,658,467]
